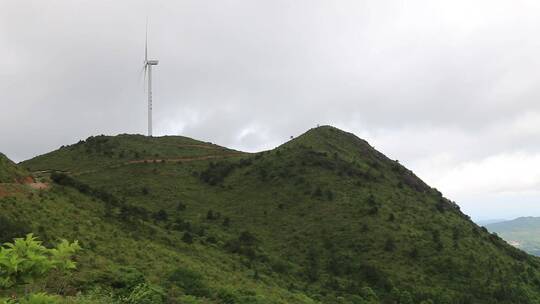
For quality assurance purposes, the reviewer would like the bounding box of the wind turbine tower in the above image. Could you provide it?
[144,28,159,137]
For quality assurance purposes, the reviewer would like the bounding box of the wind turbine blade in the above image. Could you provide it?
[145,18,148,63]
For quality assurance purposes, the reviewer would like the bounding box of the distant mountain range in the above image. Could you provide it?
[476,218,508,226]
[486,217,540,256]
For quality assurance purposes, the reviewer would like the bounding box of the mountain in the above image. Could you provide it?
[476,219,508,226]
[0,152,30,183]
[2,125,540,303]
[487,217,540,256]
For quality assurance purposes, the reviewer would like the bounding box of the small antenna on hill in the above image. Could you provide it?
[144,19,159,137]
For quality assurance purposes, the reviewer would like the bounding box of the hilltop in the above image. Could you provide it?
[1,126,540,303]
[0,152,30,183]
[23,133,245,173]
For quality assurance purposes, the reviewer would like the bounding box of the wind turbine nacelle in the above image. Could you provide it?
[147,60,159,65]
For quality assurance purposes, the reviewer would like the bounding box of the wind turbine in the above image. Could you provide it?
[144,25,159,137]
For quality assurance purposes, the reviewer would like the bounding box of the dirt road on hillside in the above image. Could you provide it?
[126,152,245,164]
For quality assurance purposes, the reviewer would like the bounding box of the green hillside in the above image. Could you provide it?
[0,152,29,183]
[487,217,540,256]
[23,133,245,174]
[3,126,540,303]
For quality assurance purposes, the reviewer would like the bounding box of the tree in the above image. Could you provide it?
[384,238,396,252]
[390,288,414,304]
[176,202,186,211]
[0,216,30,244]
[306,248,320,282]
[182,232,193,244]
[359,286,379,304]
[238,231,256,246]
[153,210,168,222]
[313,187,323,197]
[167,267,209,297]
[325,190,334,201]
[409,247,419,259]
[141,187,150,195]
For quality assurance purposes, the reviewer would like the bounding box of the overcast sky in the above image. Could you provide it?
[2,1,540,221]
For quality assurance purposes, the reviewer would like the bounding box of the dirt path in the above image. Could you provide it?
[126,152,245,164]
[167,143,222,150]
[65,152,247,177]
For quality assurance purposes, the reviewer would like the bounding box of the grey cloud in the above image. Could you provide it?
[2,1,540,219]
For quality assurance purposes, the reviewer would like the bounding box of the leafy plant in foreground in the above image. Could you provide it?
[0,234,80,303]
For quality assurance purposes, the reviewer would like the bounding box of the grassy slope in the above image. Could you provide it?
[487,217,540,256]
[23,134,244,174]
[1,170,312,303]
[0,153,29,182]
[11,126,540,303]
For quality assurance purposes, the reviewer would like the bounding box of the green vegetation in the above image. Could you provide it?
[486,217,540,256]
[0,125,538,303]
[22,134,244,174]
[0,234,80,303]
[0,153,28,183]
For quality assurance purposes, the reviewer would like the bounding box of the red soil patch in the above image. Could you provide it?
[27,182,49,190]
[0,184,25,198]
[13,175,49,191]
[0,186,7,198]
[18,176,35,184]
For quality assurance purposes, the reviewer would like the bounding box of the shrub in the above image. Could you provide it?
[176,202,186,211]
[360,286,379,303]
[368,206,378,215]
[125,283,165,304]
[174,295,209,304]
[409,247,419,259]
[217,288,239,304]
[153,210,168,222]
[224,232,258,260]
[366,194,376,206]
[0,215,30,243]
[51,173,149,223]
[325,190,334,201]
[306,248,320,282]
[384,238,396,252]
[206,236,217,244]
[312,187,323,198]
[182,232,193,244]
[99,266,145,294]
[270,258,289,274]
[15,292,59,304]
[222,217,230,227]
[172,218,191,232]
[167,268,210,297]
[238,231,257,246]
[142,187,150,195]
[200,162,237,185]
